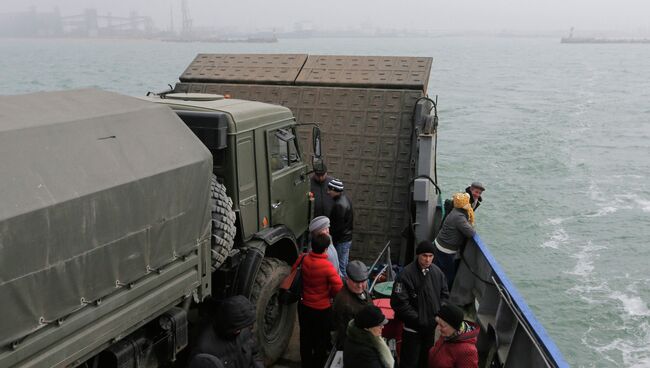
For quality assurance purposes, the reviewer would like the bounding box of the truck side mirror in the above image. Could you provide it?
[312,126,322,158]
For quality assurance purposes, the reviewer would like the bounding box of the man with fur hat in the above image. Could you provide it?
[391,241,449,368]
[189,295,263,368]
[311,162,334,217]
[327,178,354,278]
[434,192,476,290]
[332,260,373,348]
[428,304,479,368]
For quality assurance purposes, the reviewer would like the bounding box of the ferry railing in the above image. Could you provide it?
[450,234,569,368]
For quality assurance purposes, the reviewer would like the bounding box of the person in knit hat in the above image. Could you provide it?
[434,192,476,290]
[428,304,480,368]
[327,178,354,278]
[390,241,449,368]
[343,305,395,368]
[189,296,263,368]
[308,216,340,275]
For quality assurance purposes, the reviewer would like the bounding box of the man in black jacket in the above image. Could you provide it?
[465,181,485,211]
[390,241,449,368]
[327,178,353,278]
[189,295,263,368]
[310,162,334,217]
[332,260,372,348]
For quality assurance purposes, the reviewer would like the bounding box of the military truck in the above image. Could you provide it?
[0,88,317,367]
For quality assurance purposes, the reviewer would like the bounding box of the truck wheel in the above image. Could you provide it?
[211,175,236,268]
[251,257,297,365]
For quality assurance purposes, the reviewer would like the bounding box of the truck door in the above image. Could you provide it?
[267,127,309,236]
[236,132,259,239]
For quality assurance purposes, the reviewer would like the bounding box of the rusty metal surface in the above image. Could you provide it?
[179,53,308,84]
[295,55,432,90]
[175,81,423,261]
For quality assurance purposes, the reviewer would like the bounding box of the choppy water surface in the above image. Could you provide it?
[1,37,649,367]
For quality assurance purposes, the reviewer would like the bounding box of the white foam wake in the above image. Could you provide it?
[541,228,569,249]
[610,291,650,317]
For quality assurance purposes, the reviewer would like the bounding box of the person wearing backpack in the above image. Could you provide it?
[293,233,343,368]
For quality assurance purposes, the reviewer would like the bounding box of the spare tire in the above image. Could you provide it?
[250,257,297,365]
[210,175,236,268]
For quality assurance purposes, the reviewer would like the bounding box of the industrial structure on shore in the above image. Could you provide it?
[0,2,276,42]
[0,8,154,39]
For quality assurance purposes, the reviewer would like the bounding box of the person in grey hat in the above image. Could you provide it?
[309,216,340,275]
[465,181,485,211]
[327,178,354,277]
[332,260,373,348]
[311,162,334,217]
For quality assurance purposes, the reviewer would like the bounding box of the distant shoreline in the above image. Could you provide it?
[561,37,650,44]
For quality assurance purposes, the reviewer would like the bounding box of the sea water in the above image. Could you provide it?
[1,36,649,367]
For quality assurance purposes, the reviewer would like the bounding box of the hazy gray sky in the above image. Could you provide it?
[2,0,650,33]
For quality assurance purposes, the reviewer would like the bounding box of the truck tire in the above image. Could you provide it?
[211,175,236,268]
[250,257,297,365]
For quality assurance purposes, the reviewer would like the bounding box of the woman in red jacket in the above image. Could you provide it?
[428,304,479,368]
[294,233,343,368]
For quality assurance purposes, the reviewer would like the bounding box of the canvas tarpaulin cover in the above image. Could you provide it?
[0,89,212,347]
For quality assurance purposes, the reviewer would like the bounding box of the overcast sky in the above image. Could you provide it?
[2,0,650,33]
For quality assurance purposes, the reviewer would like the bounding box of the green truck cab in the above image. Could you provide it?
[143,92,312,245]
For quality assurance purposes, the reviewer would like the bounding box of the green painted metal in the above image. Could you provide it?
[0,89,212,367]
[143,94,311,241]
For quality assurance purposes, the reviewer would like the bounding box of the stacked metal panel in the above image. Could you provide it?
[175,54,432,261]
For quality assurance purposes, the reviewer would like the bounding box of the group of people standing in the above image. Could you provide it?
[302,164,486,368]
[186,174,485,368]
[310,163,354,278]
[295,216,391,368]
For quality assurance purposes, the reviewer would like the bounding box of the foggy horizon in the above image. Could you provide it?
[1,0,650,35]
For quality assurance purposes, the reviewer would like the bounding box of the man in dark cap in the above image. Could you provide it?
[390,241,449,368]
[343,305,394,368]
[465,181,485,211]
[327,178,354,278]
[311,162,334,217]
[332,260,373,348]
[189,295,263,368]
